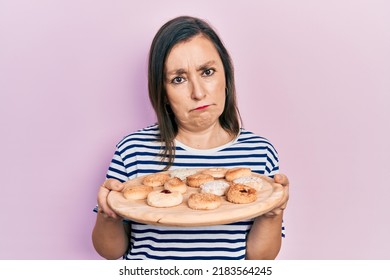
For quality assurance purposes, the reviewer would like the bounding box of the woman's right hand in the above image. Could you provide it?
[97,178,125,220]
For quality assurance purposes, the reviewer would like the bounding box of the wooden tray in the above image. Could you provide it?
[107,170,285,227]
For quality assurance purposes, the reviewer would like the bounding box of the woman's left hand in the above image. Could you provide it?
[264,173,290,217]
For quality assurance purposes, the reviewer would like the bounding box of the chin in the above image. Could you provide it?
[194,116,219,128]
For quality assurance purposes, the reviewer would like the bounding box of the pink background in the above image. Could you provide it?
[1,0,389,259]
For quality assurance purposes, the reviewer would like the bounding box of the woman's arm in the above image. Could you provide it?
[246,174,289,260]
[92,214,129,259]
[246,213,283,259]
[92,179,129,259]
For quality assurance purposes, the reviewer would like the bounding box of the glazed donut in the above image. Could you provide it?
[186,173,214,188]
[224,167,252,181]
[169,168,198,180]
[233,176,266,192]
[226,183,257,204]
[164,177,187,194]
[147,189,183,208]
[187,193,222,210]
[123,184,153,200]
[142,172,170,187]
[200,180,230,196]
[201,168,228,179]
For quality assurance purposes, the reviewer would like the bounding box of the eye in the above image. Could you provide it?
[202,68,215,77]
[171,76,186,84]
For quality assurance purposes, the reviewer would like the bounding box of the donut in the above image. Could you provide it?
[146,189,183,208]
[169,168,198,180]
[200,180,230,196]
[224,167,252,181]
[233,176,266,192]
[164,177,187,194]
[142,172,170,187]
[186,173,214,188]
[123,184,153,200]
[187,193,222,210]
[201,168,228,179]
[226,183,257,204]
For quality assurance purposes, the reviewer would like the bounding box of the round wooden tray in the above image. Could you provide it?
[107,170,285,227]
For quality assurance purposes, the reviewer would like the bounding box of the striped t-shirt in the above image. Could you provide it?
[106,124,280,260]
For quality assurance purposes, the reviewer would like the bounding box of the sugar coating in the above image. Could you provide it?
[170,168,198,180]
[200,180,230,196]
[233,176,265,191]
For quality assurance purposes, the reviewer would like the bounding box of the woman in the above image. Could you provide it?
[92,16,289,260]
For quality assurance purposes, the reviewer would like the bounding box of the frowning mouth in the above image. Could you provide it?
[193,105,210,111]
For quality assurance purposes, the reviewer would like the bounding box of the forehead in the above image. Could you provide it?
[165,35,222,69]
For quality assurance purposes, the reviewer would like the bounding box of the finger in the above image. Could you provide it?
[97,190,110,214]
[275,194,289,210]
[264,207,283,218]
[274,173,289,187]
[97,186,120,219]
[276,186,289,210]
[106,210,119,219]
[265,189,289,217]
[102,178,124,192]
[263,212,274,218]
[97,202,119,219]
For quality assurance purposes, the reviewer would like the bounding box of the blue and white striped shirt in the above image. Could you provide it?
[105,124,281,260]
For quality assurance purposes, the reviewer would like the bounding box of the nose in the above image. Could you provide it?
[190,77,206,100]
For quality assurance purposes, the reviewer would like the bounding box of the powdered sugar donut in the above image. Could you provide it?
[169,168,198,180]
[187,193,222,210]
[164,177,187,194]
[186,173,214,188]
[233,176,266,192]
[123,184,153,200]
[224,167,252,181]
[200,180,230,196]
[142,173,170,187]
[226,183,257,204]
[147,189,183,208]
[201,168,228,179]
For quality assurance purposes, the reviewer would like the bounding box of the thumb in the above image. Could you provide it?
[103,178,124,192]
[274,173,289,187]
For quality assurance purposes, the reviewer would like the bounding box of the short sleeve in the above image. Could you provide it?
[266,144,279,178]
[106,147,128,183]
[92,147,128,214]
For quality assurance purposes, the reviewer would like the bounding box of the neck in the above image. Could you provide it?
[176,123,235,149]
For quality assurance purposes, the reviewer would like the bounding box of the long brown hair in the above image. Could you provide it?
[148,16,242,169]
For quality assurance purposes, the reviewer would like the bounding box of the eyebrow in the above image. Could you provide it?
[166,60,217,76]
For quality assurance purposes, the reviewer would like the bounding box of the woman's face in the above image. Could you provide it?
[164,35,226,132]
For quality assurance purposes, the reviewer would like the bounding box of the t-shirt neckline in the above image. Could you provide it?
[174,131,241,154]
